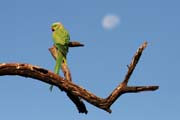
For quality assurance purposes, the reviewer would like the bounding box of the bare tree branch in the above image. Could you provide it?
[49,43,88,114]
[0,41,159,113]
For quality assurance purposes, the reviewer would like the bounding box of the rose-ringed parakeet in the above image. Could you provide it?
[49,22,88,114]
[49,22,70,91]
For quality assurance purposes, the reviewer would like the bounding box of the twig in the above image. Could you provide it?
[0,41,159,113]
[68,41,84,47]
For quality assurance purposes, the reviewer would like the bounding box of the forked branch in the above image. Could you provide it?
[49,42,88,114]
[0,41,159,113]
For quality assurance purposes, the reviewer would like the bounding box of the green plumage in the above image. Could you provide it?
[50,22,70,91]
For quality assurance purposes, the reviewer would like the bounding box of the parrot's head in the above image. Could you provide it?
[51,22,64,32]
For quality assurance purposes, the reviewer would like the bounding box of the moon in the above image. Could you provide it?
[102,14,120,30]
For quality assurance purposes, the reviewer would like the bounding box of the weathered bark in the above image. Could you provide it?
[0,41,159,113]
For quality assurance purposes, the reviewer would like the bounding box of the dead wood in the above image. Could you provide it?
[0,41,159,113]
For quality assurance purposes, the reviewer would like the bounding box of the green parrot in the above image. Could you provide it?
[49,22,70,91]
[49,22,88,114]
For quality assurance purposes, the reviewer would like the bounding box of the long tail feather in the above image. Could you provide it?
[49,51,63,91]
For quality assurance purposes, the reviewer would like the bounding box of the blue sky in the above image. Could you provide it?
[0,0,180,119]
